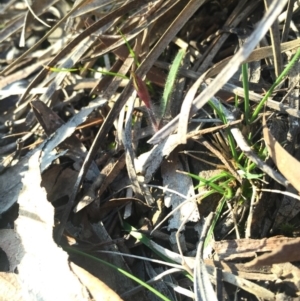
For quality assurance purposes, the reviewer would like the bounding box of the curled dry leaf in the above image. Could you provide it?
[263,114,300,192]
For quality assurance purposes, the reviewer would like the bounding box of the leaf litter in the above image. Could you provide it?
[1,0,300,300]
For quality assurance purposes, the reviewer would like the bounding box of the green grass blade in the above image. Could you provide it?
[208,100,238,160]
[64,246,172,301]
[250,47,300,123]
[204,196,227,247]
[234,94,239,107]
[123,222,193,281]
[185,171,226,195]
[242,63,250,124]
[160,48,186,118]
[117,28,139,67]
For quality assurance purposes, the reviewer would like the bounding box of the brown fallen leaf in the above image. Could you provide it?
[204,259,276,281]
[245,238,300,267]
[70,262,124,301]
[213,236,295,261]
[262,114,300,192]
[41,165,78,202]
[30,100,64,136]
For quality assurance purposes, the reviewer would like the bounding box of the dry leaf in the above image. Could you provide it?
[0,101,104,215]
[263,114,300,192]
[161,150,199,230]
[245,238,300,267]
[15,150,89,300]
[41,165,78,202]
[70,263,124,301]
[31,100,64,136]
[213,236,296,261]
